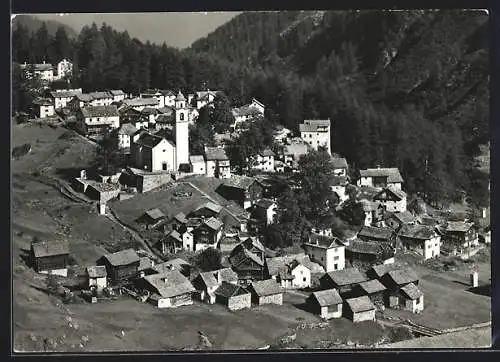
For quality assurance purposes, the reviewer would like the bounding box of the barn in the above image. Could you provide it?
[140,270,195,308]
[389,282,424,313]
[30,240,70,276]
[98,249,140,283]
[319,267,368,298]
[214,281,251,310]
[353,279,387,310]
[248,279,284,305]
[344,296,376,323]
[305,288,343,320]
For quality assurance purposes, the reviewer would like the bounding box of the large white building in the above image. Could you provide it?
[20,61,54,82]
[299,119,332,155]
[302,233,346,272]
[357,167,404,190]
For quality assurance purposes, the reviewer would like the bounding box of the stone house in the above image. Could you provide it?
[229,237,267,284]
[189,202,223,220]
[302,233,345,272]
[251,198,277,226]
[330,176,350,204]
[117,123,138,153]
[319,267,369,299]
[21,62,54,82]
[380,268,419,293]
[374,186,407,213]
[283,141,310,171]
[204,147,231,179]
[357,225,397,249]
[218,175,264,210]
[192,271,219,304]
[306,288,343,320]
[345,239,395,271]
[398,224,441,260]
[353,279,387,310]
[132,132,176,172]
[189,155,206,175]
[442,221,479,250]
[265,255,321,289]
[30,240,70,277]
[109,90,126,103]
[214,281,252,310]
[50,89,83,109]
[248,279,284,305]
[249,148,275,173]
[299,119,331,154]
[55,58,73,79]
[76,105,120,139]
[159,229,194,254]
[383,211,417,232]
[33,98,55,118]
[388,282,424,313]
[97,249,140,283]
[86,265,107,291]
[357,167,403,190]
[358,200,385,227]
[331,156,348,177]
[344,296,376,322]
[88,91,114,107]
[138,270,195,308]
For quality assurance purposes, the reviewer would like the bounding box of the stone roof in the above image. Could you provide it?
[50,89,82,99]
[323,268,368,287]
[109,90,125,96]
[197,271,219,288]
[345,295,375,313]
[390,211,417,224]
[223,175,256,190]
[143,270,195,298]
[214,281,248,298]
[359,167,403,183]
[358,226,395,241]
[124,98,159,107]
[33,98,53,106]
[145,208,166,220]
[385,268,419,286]
[195,201,223,214]
[135,133,165,148]
[369,263,400,279]
[23,63,53,71]
[190,155,205,163]
[255,198,276,209]
[204,146,229,161]
[331,156,348,169]
[359,199,380,212]
[232,105,262,117]
[31,240,70,258]
[166,230,183,244]
[399,282,422,300]
[175,91,186,102]
[89,91,112,99]
[300,119,331,132]
[203,217,224,231]
[358,279,386,294]
[258,148,275,157]
[250,279,284,297]
[305,233,344,249]
[311,288,342,306]
[215,268,239,283]
[74,93,94,102]
[347,239,388,256]
[445,221,474,233]
[398,224,437,240]
[138,257,154,271]
[81,105,119,118]
[118,123,138,136]
[102,248,140,267]
[86,265,107,278]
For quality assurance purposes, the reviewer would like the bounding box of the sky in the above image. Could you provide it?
[32,12,241,49]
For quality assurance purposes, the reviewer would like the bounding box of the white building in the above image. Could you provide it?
[231,98,265,131]
[331,156,348,177]
[56,58,73,80]
[117,123,138,152]
[20,61,54,82]
[109,90,126,103]
[88,92,114,107]
[51,88,83,109]
[374,186,407,213]
[330,176,349,204]
[302,233,346,272]
[289,260,311,288]
[204,147,231,179]
[283,141,310,170]
[398,224,441,260]
[173,91,190,168]
[252,198,277,225]
[33,98,55,118]
[77,105,120,139]
[189,155,206,175]
[249,148,275,172]
[194,90,220,109]
[358,167,404,190]
[86,265,107,291]
[299,119,331,155]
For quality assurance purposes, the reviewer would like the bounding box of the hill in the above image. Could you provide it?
[12,14,78,38]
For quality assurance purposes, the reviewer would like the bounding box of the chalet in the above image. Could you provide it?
[383,211,417,232]
[299,119,331,154]
[131,132,176,172]
[353,279,386,310]
[20,62,54,81]
[251,198,277,226]
[76,105,120,139]
[214,267,239,284]
[249,148,275,172]
[98,249,140,283]
[139,270,195,308]
[442,221,479,249]
[306,289,343,320]
[330,176,350,204]
[229,238,267,284]
[373,187,407,213]
[319,268,368,298]
[357,225,397,248]
[109,90,126,102]
[344,296,376,323]
[192,217,224,251]
[214,281,251,310]
[366,263,401,281]
[139,208,166,228]
[192,271,219,304]
[283,141,310,170]
[345,239,395,271]
[357,167,403,190]
[33,98,55,118]
[381,268,419,293]
[219,175,263,209]
[86,265,107,291]
[189,202,223,219]
[203,147,231,179]
[398,224,441,260]
[30,240,70,276]
[388,282,424,313]
[302,233,345,272]
[159,229,194,254]
[50,89,83,109]
[88,91,114,106]
[189,155,206,175]
[248,279,284,305]
[331,156,348,177]
[117,123,138,152]
[265,255,320,288]
[170,212,188,231]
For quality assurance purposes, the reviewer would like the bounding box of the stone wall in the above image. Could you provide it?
[228,293,251,311]
[137,172,172,193]
[258,293,283,305]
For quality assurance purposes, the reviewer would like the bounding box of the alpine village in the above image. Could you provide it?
[11,10,491,351]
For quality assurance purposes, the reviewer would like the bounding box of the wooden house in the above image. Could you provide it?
[214,281,251,310]
[218,175,264,209]
[98,249,140,283]
[398,224,441,260]
[358,225,397,248]
[306,289,343,320]
[373,186,407,213]
[344,296,376,323]
[138,208,166,229]
[189,202,223,219]
[158,229,194,254]
[388,282,424,313]
[170,212,188,231]
[265,255,320,289]
[86,265,107,291]
[319,268,368,298]
[30,240,70,276]
[192,271,219,304]
[138,270,195,308]
[248,279,284,305]
[381,268,419,293]
[366,263,400,281]
[442,221,479,251]
[353,279,386,310]
[192,217,224,251]
[228,239,267,284]
[383,211,417,232]
[345,239,395,271]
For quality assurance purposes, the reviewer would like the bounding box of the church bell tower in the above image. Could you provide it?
[175,91,189,170]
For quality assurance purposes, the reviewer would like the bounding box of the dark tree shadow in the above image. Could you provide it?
[19,248,34,269]
[453,280,471,287]
[293,302,311,313]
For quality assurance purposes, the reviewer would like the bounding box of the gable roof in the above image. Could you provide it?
[50,89,82,99]
[399,282,423,300]
[345,296,376,313]
[223,175,257,190]
[138,257,154,271]
[215,268,239,283]
[204,146,229,161]
[190,155,205,164]
[173,212,187,224]
[258,148,275,157]
[135,133,166,148]
[323,268,368,287]
[358,279,386,294]
[250,279,284,296]
[445,221,474,233]
[232,105,263,118]
[359,168,403,183]
[214,281,248,298]
[390,211,417,224]
[194,201,223,214]
[143,270,195,298]
[358,226,395,241]
[255,198,276,209]
[145,208,166,220]
[398,224,437,240]
[166,230,183,244]
[109,90,125,96]
[305,233,344,249]
[202,217,224,231]
[123,98,159,107]
[311,288,342,306]
[31,240,70,258]
[86,265,107,278]
[141,107,159,115]
[33,98,53,106]
[197,271,219,288]
[385,268,419,286]
[331,156,348,169]
[347,239,389,256]
[81,105,119,118]
[300,119,331,132]
[375,187,407,201]
[89,91,112,99]
[118,123,138,136]
[369,263,400,279]
[102,248,140,267]
[74,93,94,102]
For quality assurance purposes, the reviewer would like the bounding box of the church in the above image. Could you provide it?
[131,91,190,172]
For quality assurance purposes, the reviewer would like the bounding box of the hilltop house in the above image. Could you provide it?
[86,265,107,291]
[20,61,54,82]
[76,105,120,139]
[358,225,397,248]
[319,268,369,298]
[248,279,284,305]
[357,167,403,190]
[373,187,407,213]
[398,224,441,260]
[204,147,231,179]
[249,148,275,172]
[137,270,195,308]
[345,239,395,271]
[30,240,70,277]
[50,88,83,109]
[218,175,264,209]
[302,233,345,272]
[306,289,343,320]
[98,249,140,283]
[299,119,331,154]
[117,123,138,152]
[344,296,376,322]
[33,98,55,118]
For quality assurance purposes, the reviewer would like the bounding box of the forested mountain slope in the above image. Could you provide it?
[12,15,78,38]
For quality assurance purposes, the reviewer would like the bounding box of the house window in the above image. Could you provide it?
[162,163,167,171]
[303,277,306,282]
[416,297,421,305]
[320,257,324,261]
[334,264,338,270]
[163,149,166,152]
[333,256,339,261]
[180,113,185,121]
